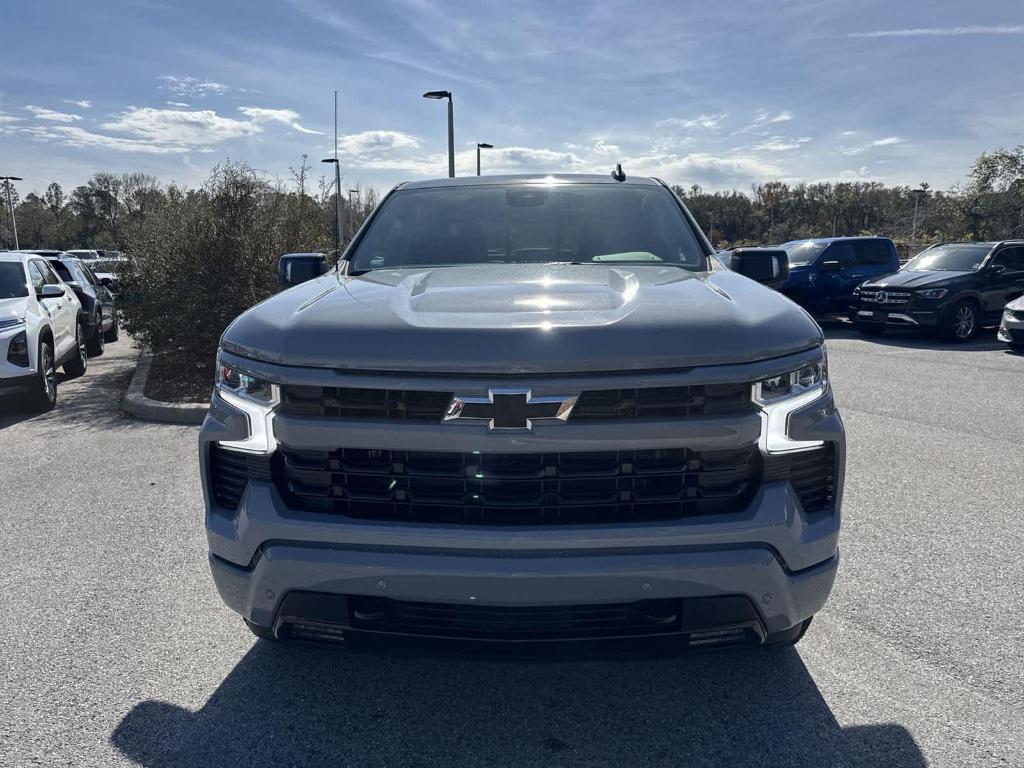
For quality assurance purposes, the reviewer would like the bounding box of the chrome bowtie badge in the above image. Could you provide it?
[444,388,578,430]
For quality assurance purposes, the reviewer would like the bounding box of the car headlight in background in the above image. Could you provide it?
[917,288,948,299]
[6,330,29,367]
[753,355,828,454]
[215,355,279,453]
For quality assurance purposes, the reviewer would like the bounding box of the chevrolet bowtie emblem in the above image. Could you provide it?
[444,388,578,430]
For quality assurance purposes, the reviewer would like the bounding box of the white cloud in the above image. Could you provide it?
[752,136,811,152]
[25,105,82,122]
[623,152,782,189]
[337,130,422,159]
[0,112,21,124]
[849,25,1024,38]
[754,110,792,125]
[166,101,190,108]
[656,112,727,130]
[102,107,260,145]
[20,125,191,154]
[63,99,92,108]
[159,75,229,98]
[238,106,323,135]
[839,136,904,156]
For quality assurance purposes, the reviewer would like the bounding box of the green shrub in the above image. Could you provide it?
[118,162,331,371]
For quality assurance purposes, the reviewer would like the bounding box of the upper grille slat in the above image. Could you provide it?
[279,383,754,421]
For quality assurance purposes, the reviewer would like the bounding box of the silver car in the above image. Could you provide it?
[998,294,1024,350]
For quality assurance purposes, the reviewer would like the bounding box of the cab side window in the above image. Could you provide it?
[994,247,1024,272]
[38,261,62,285]
[855,240,892,266]
[27,261,47,294]
[827,242,856,267]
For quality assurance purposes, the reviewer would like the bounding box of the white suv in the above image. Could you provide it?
[1,252,88,411]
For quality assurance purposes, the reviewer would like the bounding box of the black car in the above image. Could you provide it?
[32,251,119,355]
[850,241,1024,341]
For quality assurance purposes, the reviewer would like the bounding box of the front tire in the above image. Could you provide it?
[103,313,119,343]
[941,300,978,342]
[63,324,89,379]
[86,311,105,356]
[25,340,58,412]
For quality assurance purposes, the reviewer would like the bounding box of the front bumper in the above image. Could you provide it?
[998,312,1024,345]
[851,302,942,328]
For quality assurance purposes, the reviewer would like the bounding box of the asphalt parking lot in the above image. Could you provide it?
[1,328,1022,768]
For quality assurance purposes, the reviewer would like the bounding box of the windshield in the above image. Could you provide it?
[68,250,97,260]
[0,262,29,299]
[349,183,708,271]
[781,241,830,267]
[903,243,991,272]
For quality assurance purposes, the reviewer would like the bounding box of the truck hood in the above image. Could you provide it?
[222,264,823,374]
[863,270,968,289]
[0,296,28,323]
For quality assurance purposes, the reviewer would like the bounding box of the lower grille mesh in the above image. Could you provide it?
[275,446,760,524]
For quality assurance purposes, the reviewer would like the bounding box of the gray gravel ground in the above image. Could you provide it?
[1,327,1022,767]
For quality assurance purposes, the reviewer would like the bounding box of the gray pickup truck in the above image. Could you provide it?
[199,173,844,649]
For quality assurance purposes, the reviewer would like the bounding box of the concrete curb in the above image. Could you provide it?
[122,347,208,425]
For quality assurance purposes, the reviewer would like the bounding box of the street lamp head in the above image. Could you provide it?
[0,176,24,182]
[477,143,493,149]
[422,90,451,100]
[320,158,339,164]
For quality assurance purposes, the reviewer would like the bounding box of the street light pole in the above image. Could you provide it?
[1,176,22,250]
[476,142,493,176]
[423,91,454,178]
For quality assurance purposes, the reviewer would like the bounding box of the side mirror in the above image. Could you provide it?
[278,253,328,288]
[100,277,113,287]
[39,284,65,298]
[65,281,81,290]
[729,248,790,289]
[819,259,843,273]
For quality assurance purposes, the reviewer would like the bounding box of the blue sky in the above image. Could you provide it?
[2,0,1023,196]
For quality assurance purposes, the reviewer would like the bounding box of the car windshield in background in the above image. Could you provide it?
[349,183,708,272]
[781,241,830,267]
[903,243,991,272]
[0,263,29,298]
[50,261,75,282]
[68,250,96,260]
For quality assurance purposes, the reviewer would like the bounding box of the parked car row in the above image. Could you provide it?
[0,250,119,411]
[719,237,1024,349]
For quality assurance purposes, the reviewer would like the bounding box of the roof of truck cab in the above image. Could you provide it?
[398,173,663,190]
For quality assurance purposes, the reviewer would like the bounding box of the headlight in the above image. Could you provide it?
[917,288,947,299]
[217,361,276,403]
[852,286,861,297]
[753,354,828,454]
[215,353,279,453]
[7,330,29,367]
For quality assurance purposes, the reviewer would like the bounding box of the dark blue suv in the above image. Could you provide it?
[777,237,899,316]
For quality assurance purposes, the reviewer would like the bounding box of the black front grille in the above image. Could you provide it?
[281,386,453,420]
[860,288,911,306]
[279,382,753,421]
[571,383,752,419]
[275,446,760,524]
[209,446,272,509]
[763,445,836,513]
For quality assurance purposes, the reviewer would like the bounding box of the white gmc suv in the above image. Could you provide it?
[1,252,88,411]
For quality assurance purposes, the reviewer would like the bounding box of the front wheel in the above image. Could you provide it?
[86,311,105,356]
[103,313,119,343]
[63,324,89,379]
[25,340,58,412]
[941,300,978,342]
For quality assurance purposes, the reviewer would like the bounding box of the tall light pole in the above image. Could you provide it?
[423,90,454,178]
[476,142,493,176]
[1,175,22,250]
[321,90,343,258]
